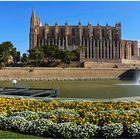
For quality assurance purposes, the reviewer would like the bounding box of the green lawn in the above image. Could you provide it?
[0,130,44,139]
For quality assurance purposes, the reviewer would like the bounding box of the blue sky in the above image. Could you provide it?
[0,1,140,54]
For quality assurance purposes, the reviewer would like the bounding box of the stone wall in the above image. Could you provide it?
[0,67,135,81]
[121,59,140,64]
[84,61,140,69]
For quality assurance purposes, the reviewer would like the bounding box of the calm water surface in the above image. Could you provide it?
[0,80,139,99]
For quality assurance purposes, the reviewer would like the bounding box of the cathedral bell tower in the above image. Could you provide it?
[29,10,41,49]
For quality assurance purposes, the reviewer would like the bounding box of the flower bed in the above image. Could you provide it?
[0,97,140,138]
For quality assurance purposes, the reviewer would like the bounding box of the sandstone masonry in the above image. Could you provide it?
[29,10,140,66]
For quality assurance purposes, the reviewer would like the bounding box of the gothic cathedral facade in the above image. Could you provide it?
[29,10,140,64]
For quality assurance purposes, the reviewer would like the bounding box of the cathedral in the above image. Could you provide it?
[29,10,140,64]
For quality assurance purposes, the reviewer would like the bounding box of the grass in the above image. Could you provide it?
[0,130,44,139]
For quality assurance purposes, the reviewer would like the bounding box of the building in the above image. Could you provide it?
[29,10,140,65]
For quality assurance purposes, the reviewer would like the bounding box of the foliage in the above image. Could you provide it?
[28,47,44,66]
[0,41,16,66]
[28,119,53,136]
[113,64,119,68]
[11,111,40,121]
[26,45,80,66]
[0,97,140,138]
[1,98,140,126]
[2,116,27,132]
[45,108,79,117]
[101,123,123,138]
[0,113,7,129]
[21,53,29,65]
[42,45,59,62]
[45,108,80,123]
[127,123,140,138]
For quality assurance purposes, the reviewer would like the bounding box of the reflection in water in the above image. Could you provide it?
[135,69,140,84]
[116,83,140,86]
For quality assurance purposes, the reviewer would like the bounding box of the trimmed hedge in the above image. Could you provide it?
[101,123,123,138]
[0,111,140,138]
[127,123,140,138]
[0,97,140,138]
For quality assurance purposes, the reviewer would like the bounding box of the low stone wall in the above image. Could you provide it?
[84,61,140,69]
[0,67,135,81]
[121,59,140,64]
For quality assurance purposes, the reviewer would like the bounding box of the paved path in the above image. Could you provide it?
[113,96,140,101]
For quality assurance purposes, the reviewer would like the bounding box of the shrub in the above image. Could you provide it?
[49,122,99,138]
[45,108,80,123]
[101,123,123,138]
[28,119,53,136]
[2,116,27,132]
[127,123,140,138]
[11,111,40,121]
[113,64,119,68]
[0,113,7,129]
[37,112,48,118]
[77,122,99,138]
[49,122,78,138]
[45,108,79,117]
[21,121,33,133]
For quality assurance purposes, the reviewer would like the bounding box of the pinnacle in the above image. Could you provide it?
[32,9,36,17]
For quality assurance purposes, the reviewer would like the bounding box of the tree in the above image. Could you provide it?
[28,47,44,67]
[60,50,73,64]
[0,41,16,66]
[21,53,29,65]
[15,51,21,62]
[70,50,79,61]
[42,45,59,62]
[42,45,79,65]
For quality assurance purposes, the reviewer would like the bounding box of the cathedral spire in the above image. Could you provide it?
[31,9,36,18]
